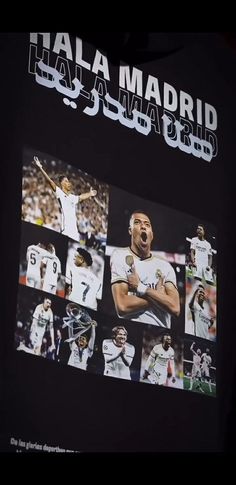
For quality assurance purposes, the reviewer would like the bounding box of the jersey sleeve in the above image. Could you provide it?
[165,263,177,288]
[71,194,79,204]
[110,249,128,285]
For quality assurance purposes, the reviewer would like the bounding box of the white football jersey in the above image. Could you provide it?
[201,353,212,375]
[193,301,213,340]
[30,303,53,349]
[67,266,101,310]
[102,339,135,380]
[56,186,79,241]
[26,245,50,285]
[68,341,92,370]
[190,237,212,267]
[145,343,174,385]
[42,255,61,293]
[111,247,177,327]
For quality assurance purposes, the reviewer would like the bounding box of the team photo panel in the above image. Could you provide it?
[102,185,186,333]
[21,147,109,246]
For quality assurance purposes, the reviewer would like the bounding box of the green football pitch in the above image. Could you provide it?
[183,376,216,397]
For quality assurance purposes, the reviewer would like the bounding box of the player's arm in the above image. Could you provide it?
[207,250,212,269]
[143,348,156,378]
[120,346,134,367]
[111,281,149,317]
[190,342,197,355]
[33,156,57,192]
[189,289,199,311]
[168,357,176,382]
[144,283,180,317]
[190,249,196,266]
[88,321,97,356]
[79,188,97,202]
[128,268,180,317]
[49,322,55,350]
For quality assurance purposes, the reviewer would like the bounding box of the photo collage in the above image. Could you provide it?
[15,147,217,396]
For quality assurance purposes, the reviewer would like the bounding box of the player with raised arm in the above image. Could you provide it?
[102,326,135,380]
[190,225,214,284]
[189,342,204,393]
[142,334,176,385]
[41,243,62,295]
[66,248,101,311]
[189,284,215,340]
[26,242,53,289]
[33,156,97,241]
[29,298,55,356]
[110,211,180,327]
[201,347,212,393]
[68,320,97,370]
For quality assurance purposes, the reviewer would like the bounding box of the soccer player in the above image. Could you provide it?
[26,242,53,289]
[110,211,180,327]
[201,347,212,393]
[190,225,214,284]
[68,320,97,370]
[102,326,135,380]
[41,243,62,295]
[142,334,176,385]
[189,342,204,392]
[33,156,97,241]
[66,248,101,311]
[189,284,215,340]
[29,297,55,356]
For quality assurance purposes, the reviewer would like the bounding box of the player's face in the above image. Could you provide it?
[61,177,72,192]
[197,226,205,237]
[198,289,205,303]
[129,213,153,251]
[43,299,51,310]
[77,336,88,348]
[162,335,171,348]
[197,349,201,355]
[74,253,84,266]
[115,330,127,347]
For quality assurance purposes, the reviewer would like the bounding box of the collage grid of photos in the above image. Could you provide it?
[15,147,217,397]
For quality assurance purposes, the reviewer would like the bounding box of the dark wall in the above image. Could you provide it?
[1,32,235,452]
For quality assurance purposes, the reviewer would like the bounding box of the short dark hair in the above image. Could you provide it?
[76,248,93,266]
[129,210,151,225]
[59,175,68,185]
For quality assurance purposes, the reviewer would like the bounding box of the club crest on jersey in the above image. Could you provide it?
[156,269,163,279]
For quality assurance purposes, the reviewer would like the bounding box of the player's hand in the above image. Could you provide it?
[33,156,42,169]
[90,188,97,197]
[90,320,97,327]
[156,273,165,293]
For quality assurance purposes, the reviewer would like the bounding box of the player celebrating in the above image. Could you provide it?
[102,326,135,380]
[110,211,180,327]
[189,342,204,392]
[190,225,214,284]
[66,248,101,311]
[201,347,212,393]
[142,334,176,385]
[33,156,97,241]
[29,297,55,356]
[68,320,97,370]
[41,243,62,295]
[189,284,215,340]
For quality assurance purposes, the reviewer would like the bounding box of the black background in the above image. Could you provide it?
[1,32,235,452]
